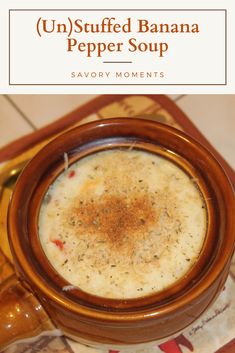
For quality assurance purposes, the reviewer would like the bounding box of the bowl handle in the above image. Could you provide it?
[0,274,56,350]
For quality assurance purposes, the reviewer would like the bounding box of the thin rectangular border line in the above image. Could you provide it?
[8,9,227,86]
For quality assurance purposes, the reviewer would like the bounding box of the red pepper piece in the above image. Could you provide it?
[51,239,64,251]
[68,170,75,178]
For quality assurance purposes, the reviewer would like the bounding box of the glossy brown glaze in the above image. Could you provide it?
[6,118,235,347]
[0,274,55,349]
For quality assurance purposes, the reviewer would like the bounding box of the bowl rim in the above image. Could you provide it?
[8,117,235,322]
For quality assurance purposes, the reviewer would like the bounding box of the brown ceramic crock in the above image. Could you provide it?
[1,118,235,350]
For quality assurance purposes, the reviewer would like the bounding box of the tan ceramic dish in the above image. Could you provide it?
[1,118,235,350]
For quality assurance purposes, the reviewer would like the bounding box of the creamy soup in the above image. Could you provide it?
[39,149,207,299]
